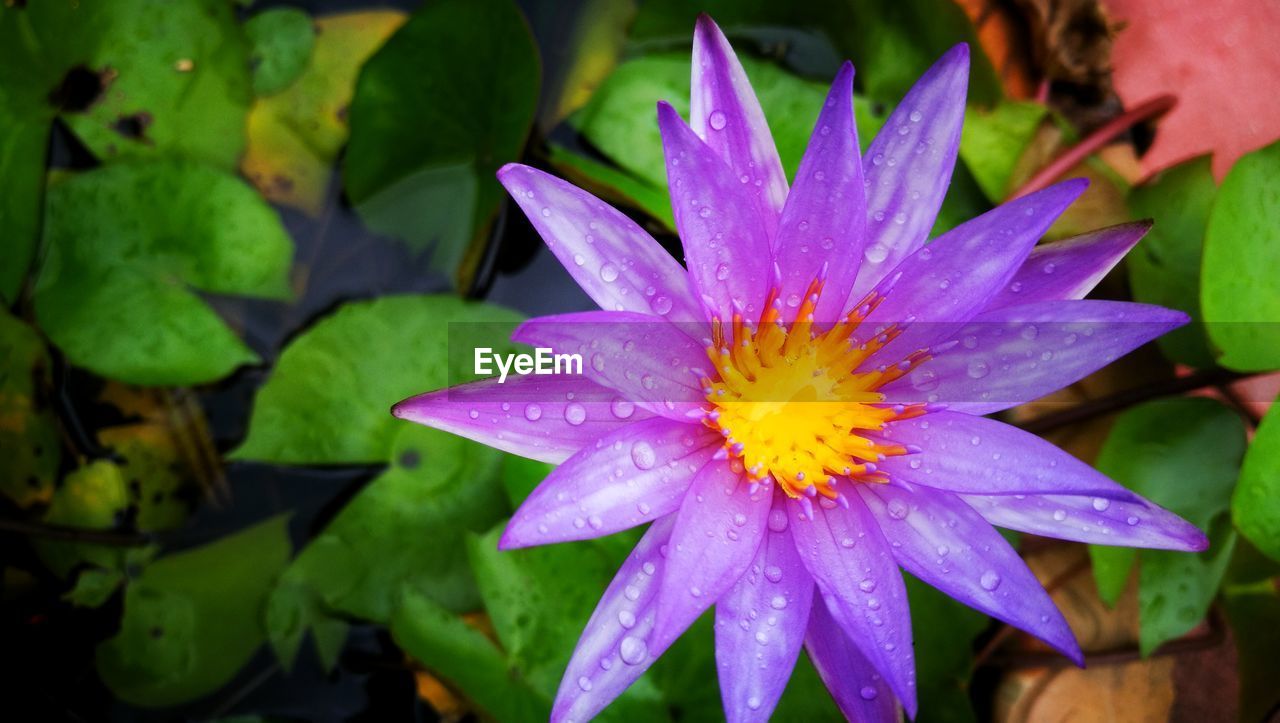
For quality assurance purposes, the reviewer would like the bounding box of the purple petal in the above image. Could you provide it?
[879,411,1143,500]
[805,595,902,722]
[690,15,788,238]
[650,460,771,652]
[985,222,1151,311]
[880,299,1189,414]
[501,418,719,548]
[858,480,1082,664]
[961,492,1208,551]
[788,494,917,717]
[856,179,1089,365]
[498,164,704,323]
[551,515,676,723]
[850,44,969,301]
[512,311,708,421]
[658,102,774,324]
[392,375,651,464]
[714,491,814,721]
[773,62,866,323]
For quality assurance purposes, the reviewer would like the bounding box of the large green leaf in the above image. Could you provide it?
[96,515,291,708]
[33,159,292,385]
[1232,399,1280,563]
[1202,140,1280,370]
[233,296,523,667]
[343,0,540,284]
[1088,398,1245,653]
[0,0,251,168]
[0,309,59,507]
[1127,155,1217,367]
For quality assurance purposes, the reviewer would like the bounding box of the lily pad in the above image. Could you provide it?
[96,515,291,708]
[344,0,540,286]
[231,296,523,666]
[959,101,1047,201]
[241,10,407,214]
[33,159,293,386]
[1202,140,1280,371]
[1088,398,1245,654]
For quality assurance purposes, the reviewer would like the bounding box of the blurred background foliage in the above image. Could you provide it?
[1,0,1279,721]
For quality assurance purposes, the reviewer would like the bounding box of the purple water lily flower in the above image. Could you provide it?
[394,16,1206,722]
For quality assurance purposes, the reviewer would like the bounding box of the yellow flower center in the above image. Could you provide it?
[702,280,927,499]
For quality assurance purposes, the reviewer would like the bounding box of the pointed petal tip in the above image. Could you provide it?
[495,162,526,181]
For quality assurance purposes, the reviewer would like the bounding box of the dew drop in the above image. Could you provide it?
[620,635,647,664]
[860,686,879,701]
[611,397,636,419]
[979,570,1002,591]
[524,403,543,421]
[631,442,656,470]
[600,263,620,282]
[887,499,909,520]
[966,360,991,379]
[1092,498,1111,512]
[618,610,636,628]
[578,676,593,692]
[770,595,788,610]
[651,295,673,315]
[764,565,783,583]
[564,402,587,426]
[716,263,731,281]
[1052,509,1067,522]
[768,508,789,532]
[864,243,889,263]
[708,110,728,130]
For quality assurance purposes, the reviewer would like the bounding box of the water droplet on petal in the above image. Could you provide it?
[708,110,728,130]
[864,243,889,263]
[611,397,635,419]
[564,403,587,426]
[524,404,543,421]
[1092,498,1111,512]
[600,263,620,282]
[860,686,879,701]
[980,570,1002,591]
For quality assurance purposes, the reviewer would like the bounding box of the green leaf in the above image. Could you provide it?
[96,515,291,708]
[1202,140,1280,371]
[33,159,293,386]
[1087,398,1246,653]
[629,0,1001,106]
[391,590,551,722]
[959,101,1047,201]
[566,53,888,229]
[245,8,316,97]
[0,308,59,508]
[98,424,192,532]
[34,461,132,579]
[1222,584,1280,722]
[239,296,523,665]
[344,0,540,285]
[0,0,252,170]
[1127,155,1217,367]
[501,453,554,507]
[1233,399,1280,563]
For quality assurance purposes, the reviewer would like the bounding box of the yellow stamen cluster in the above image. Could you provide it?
[702,280,927,499]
